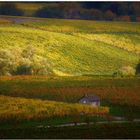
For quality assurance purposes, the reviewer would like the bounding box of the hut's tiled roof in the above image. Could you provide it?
[79,95,100,102]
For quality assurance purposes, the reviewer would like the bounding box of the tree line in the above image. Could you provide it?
[0,2,140,21]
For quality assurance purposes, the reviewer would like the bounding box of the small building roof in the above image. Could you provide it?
[79,94,100,102]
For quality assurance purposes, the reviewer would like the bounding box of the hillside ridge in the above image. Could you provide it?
[0,17,139,76]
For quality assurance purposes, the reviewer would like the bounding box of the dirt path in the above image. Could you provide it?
[37,118,140,128]
[0,16,43,24]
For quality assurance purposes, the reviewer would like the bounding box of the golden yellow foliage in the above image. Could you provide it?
[0,19,12,24]
[0,95,109,122]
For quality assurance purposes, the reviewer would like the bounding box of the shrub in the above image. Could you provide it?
[0,49,17,76]
[113,66,136,77]
[17,46,54,76]
[0,46,54,76]
[135,60,140,75]
[16,65,32,75]
[31,56,54,75]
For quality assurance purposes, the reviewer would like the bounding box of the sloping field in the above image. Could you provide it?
[0,95,108,122]
[0,76,140,106]
[23,19,140,33]
[0,17,139,75]
[24,19,140,54]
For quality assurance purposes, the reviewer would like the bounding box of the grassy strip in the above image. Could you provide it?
[0,122,139,139]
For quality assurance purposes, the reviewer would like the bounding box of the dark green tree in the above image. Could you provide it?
[135,60,140,75]
[16,65,32,75]
[0,3,24,16]
[34,7,63,18]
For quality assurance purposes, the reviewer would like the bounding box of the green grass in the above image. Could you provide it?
[0,122,140,139]
[0,115,107,129]
[101,100,140,118]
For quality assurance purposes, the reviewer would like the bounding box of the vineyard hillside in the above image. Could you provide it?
[0,17,140,75]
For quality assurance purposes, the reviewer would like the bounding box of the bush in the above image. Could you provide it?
[16,65,32,75]
[20,46,54,75]
[0,46,54,76]
[15,46,54,76]
[31,56,54,75]
[135,60,140,75]
[113,66,136,77]
[0,49,17,76]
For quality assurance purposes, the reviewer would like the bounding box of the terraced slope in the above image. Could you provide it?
[24,19,140,54]
[0,95,108,122]
[0,18,139,75]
